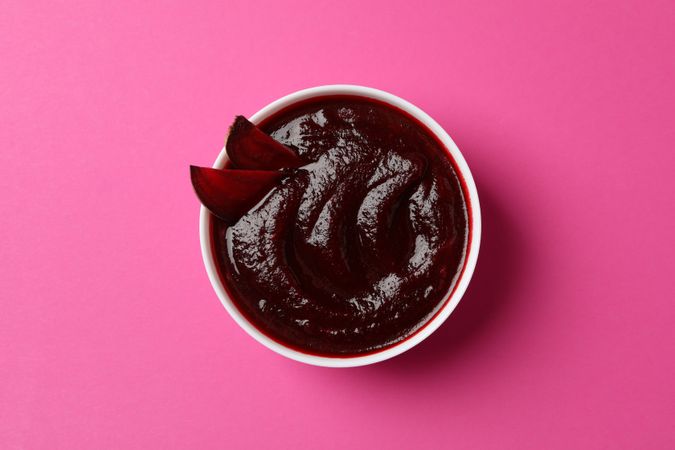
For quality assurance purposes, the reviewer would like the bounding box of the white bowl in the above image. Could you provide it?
[199,85,481,367]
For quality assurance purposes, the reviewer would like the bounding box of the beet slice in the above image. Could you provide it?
[190,165,282,222]
[226,116,303,170]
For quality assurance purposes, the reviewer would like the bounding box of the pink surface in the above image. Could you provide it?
[1,1,674,448]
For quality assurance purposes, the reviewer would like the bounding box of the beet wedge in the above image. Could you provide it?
[190,166,282,222]
[226,116,303,170]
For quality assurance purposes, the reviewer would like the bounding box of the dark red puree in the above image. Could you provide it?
[212,96,469,355]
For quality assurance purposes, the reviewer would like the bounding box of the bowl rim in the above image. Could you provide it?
[199,84,482,367]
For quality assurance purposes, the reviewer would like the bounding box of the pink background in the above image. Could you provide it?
[1,1,674,448]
